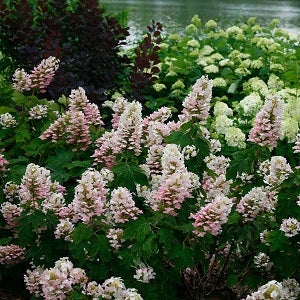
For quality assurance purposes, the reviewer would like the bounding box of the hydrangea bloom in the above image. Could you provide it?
[29,56,59,93]
[133,263,156,283]
[225,127,246,149]
[293,132,300,153]
[0,244,25,265]
[236,187,275,221]
[1,202,23,229]
[179,75,213,124]
[0,151,9,173]
[248,95,284,149]
[12,68,31,92]
[191,194,233,237]
[0,113,18,128]
[107,187,142,224]
[280,218,300,237]
[28,104,48,120]
[24,257,88,299]
[40,87,103,151]
[258,156,293,186]
[71,168,107,223]
[244,279,300,300]
[254,252,273,271]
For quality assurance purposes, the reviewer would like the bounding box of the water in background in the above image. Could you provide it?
[101,0,300,40]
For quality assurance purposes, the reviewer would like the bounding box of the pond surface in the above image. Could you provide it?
[102,0,300,37]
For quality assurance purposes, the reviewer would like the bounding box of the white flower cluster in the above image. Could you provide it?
[0,113,18,128]
[280,217,300,237]
[133,263,156,283]
[28,104,48,119]
[253,252,273,271]
[244,278,300,300]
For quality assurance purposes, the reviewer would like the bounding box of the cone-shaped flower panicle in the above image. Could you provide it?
[248,95,284,149]
[71,168,108,223]
[179,75,213,124]
[29,56,60,93]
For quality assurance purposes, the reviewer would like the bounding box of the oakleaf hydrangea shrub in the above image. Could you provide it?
[0,22,300,300]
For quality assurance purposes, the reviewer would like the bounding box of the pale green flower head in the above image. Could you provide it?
[238,93,263,116]
[168,33,180,41]
[219,58,234,67]
[241,24,249,31]
[247,17,256,26]
[280,117,299,143]
[204,64,219,74]
[205,19,218,29]
[189,48,200,57]
[153,83,166,93]
[210,53,224,62]
[171,79,185,90]
[226,26,243,36]
[274,28,289,39]
[256,37,273,49]
[213,77,227,88]
[200,45,214,56]
[235,33,246,41]
[191,15,202,28]
[208,30,228,38]
[187,39,200,48]
[244,77,268,95]
[251,59,264,69]
[197,56,214,67]
[251,25,262,32]
[214,115,233,134]
[269,19,280,29]
[283,98,300,122]
[225,127,246,149]
[267,74,284,91]
[239,59,252,69]
[185,24,198,36]
[235,67,251,76]
[228,50,242,59]
[268,42,281,53]
[213,101,232,116]
[159,43,169,50]
[170,89,184,98]
[270,63,284,72]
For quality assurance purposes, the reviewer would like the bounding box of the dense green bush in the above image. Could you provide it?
[0,13,300,300]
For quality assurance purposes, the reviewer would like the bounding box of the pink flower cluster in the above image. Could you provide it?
[107,187,142,224]
[133,263,156,283]
[248,95,284,149]
[190,194,233,237]
[18,164,66,212]
[179,75,213,124]
[146,144,198,216]
[236,187,275,221]
[12,56,59,93]
[0,202,22,229]
[293,132,300,153]
[69,168,107,223]
[0,150,9,173]
[0,244,25,265]
[24,257,88,299]
[258,156,293,186]
[1,164,66,234]
[40,87,103,151]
